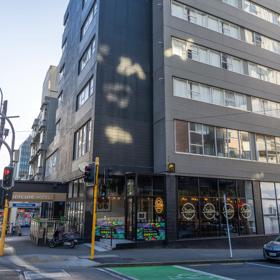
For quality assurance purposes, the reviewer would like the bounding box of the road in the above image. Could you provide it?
[1,262,280,280]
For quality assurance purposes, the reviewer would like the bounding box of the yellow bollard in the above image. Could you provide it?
[90,157,99,260]
[0,197,9,256]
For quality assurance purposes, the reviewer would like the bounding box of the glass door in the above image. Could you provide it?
[125,175,136,240]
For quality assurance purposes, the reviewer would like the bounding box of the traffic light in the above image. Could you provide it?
[100,183,107,199]
[84,164,95,184]
[2,166,14,189]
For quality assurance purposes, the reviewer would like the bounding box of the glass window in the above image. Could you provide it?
[203,125,216,156]
[261,182,276,199]
[266,136,277,163]
[223,22,239,39]
[256,135,267,162]
[276,138,280,162]
[171,1,188,20]
[173,78,190,98]
[79,39,96,73]
[172,38,186,59]
[212,88,224,106]
[252,97,265,115]
[223,0,238,7]
[200,85,211,103]
[207,16,220,32]
[216,128,227,157]
[190,123,203,154]
[245,30,254,44]
[209,51,221,68]
[235,93,247,110]
[225,91,236,107]
[240,131,252,160]
[189,10,205,27]
[227,129,240,158]
[191,83,201,101]
[77,77,94,110]
[175,120,188,153]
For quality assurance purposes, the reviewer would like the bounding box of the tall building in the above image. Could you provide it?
[29,66,58,181]
[14,136,32,180]
[51,0,280,243]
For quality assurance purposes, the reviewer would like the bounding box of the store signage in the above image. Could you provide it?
[12,192,66,202]
[240,203,252,219]
[11,203,40,208]
[154,197,164,214]
[181,203,196,221]
[223,203,234,220]
[202,203,216,220]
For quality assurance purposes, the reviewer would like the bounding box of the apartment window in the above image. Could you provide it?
[55,120,61,136]
[58,91,63,107]
[77,77,94,110]
[45,151,59,177]
[59,65,65,81]
[172,1,280,55]
[172,37,280,86]
[64,12,69,26]
[81,2,97,40]
[256,135,267,162]
[223,0,238,7]
[261,182,279,235]
[62,39,67,54]
[79,39,96,73]
[73,120,92,160]
[174,120,280,164]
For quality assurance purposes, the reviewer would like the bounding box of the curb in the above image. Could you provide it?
[94,258,265,268]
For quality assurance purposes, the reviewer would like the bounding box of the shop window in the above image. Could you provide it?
[261,182,279,235]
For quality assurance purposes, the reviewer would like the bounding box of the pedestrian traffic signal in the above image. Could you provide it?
[2,166,14,189]
[84,164,95,184]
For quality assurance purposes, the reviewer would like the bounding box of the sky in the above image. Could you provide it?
[0,0,69,172]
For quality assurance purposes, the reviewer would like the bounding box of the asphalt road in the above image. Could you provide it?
[1,262,280,280]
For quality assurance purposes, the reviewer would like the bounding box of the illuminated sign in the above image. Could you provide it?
[203,203,216,220]
[223,203,234,220]
[181,203,196,221]
[240,203,252,219]
[154,197,164,214]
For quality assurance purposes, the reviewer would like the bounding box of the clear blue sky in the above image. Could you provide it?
[0,0,69,171]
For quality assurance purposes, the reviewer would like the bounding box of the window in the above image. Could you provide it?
[55,120,61,136]
[45,151,59,178]
[171,1,188,20]
[171,1,280,56]
[190,123,203,154]
[62,39,67,54]
[79,39,96,73]
[256,135,267,162]
[77,77,94,110]
[175,120,280,163]
[73,120,92,160]
[58,91,63,107]
[173,37,280,86]
[261,182,279,235]
[81,2,97,40]
[203,125,216,155]
[59,65,65,81]
[173,78,190,98]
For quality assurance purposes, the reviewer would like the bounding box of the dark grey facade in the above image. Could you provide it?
[50,0,280,243]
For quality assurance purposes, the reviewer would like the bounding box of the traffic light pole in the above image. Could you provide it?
[90,156,99,260]
[0,110,16,256]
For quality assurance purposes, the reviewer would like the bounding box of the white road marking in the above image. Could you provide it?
[247,262,280,270]
[174,265,235,280]
[23,269,71,280]
[101,268,138,280]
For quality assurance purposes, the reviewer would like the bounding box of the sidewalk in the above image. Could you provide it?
[0,236,265,270]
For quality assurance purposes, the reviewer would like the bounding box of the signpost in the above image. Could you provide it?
[223,194,233,259]
[90,156,100,260]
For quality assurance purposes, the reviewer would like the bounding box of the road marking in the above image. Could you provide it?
[189,264,210,267]
[247,262,280,270]
[23,269,71,280]
[99,268,136,280]
[221,263,244,266]
[175,266,234,280]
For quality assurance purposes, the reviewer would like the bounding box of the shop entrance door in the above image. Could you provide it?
[125,175,136,240]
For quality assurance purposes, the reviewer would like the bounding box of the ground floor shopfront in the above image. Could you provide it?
[65,175,280,243]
